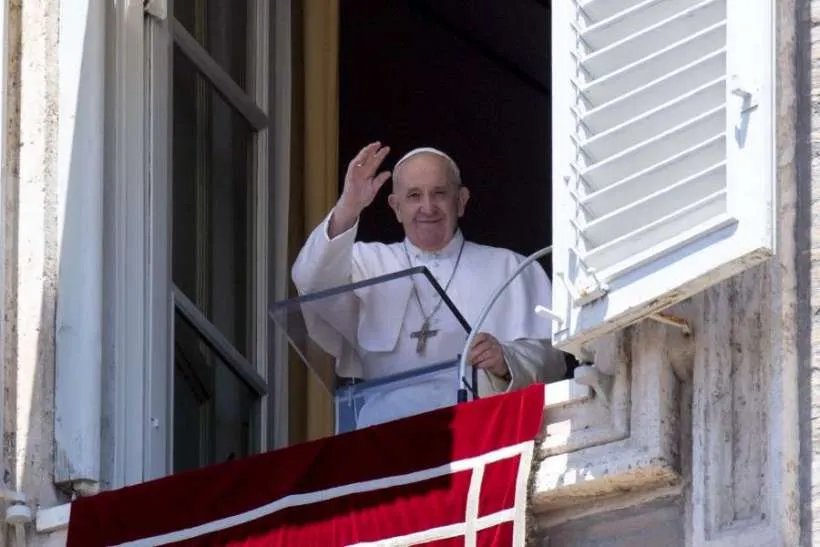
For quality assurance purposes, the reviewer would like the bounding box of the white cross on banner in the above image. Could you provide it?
[66,385,547,546]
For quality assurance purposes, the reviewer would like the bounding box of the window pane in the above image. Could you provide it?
[174,0,249,90]
[173,46,254,357]
[174,312,258,473]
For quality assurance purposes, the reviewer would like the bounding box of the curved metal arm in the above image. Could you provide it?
[457,245,554,401]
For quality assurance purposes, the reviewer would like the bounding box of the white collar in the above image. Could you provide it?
[404,229,465,261]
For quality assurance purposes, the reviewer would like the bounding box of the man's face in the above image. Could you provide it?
[388,154,469,252]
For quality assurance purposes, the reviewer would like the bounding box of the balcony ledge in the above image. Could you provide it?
[530,324,684,525]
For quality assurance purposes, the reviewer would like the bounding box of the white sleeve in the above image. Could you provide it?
[291,208,359,294]
[290,210,366,378]
[484,338,567,393]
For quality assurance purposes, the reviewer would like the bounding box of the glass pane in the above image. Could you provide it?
[269,267,476,434]
[174,311,258,473]
[173,46,254,357]
[174,0,249,90]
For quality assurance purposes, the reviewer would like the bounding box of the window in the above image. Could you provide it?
[140,0,272,476]
[168,0,270,472]
[550,0,775,357]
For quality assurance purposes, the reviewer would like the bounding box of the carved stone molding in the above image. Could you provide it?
[686,264,800,547]
[531,321,685,527]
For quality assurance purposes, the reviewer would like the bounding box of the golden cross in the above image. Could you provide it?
[410,320,438,354]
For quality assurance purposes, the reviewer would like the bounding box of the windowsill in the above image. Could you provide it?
[531,331,683,526]
[36,503,71,534]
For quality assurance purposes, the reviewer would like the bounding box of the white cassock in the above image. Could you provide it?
[291,209,566,428]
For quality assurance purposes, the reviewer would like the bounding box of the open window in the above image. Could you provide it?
[550,0,776,357]
[339,0,553,267]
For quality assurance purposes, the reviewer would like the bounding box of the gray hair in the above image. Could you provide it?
[391,147,462,191]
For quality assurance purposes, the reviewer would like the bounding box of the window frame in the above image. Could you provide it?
[104,0,161,488]
[164,0,272,474]
[105,0,286,486]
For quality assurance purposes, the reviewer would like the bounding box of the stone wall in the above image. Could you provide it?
[542,496,684,547]
[3,0,65,544]
[805,0,820,544]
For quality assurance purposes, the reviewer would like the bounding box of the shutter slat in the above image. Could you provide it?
[579,0,645,23]
[581,49,725,134]
[580,78,724,162]
[580,0,701,51]
[584,189,728,271]
[580,106,725,191]
[580,0,725,79]
[580,22,725,107]
[588,212,737,284]
[581,162,726,247]
[581,134,725,217]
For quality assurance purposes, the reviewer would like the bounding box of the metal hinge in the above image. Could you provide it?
[144,0,167,20]
[730,74,759,114]
[555,266,608,307]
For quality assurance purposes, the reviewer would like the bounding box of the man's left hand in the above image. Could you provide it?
[467,332,509,379]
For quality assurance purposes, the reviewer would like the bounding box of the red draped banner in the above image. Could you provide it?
[67,384,546,546]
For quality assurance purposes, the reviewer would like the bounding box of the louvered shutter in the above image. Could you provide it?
[550,0,775,354]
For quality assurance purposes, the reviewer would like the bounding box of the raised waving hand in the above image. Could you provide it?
[329,142,391,237]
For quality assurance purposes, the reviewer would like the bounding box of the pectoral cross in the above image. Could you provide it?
[410,320,438,354]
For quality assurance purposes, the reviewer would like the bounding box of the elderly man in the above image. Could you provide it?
[292,142,565,427]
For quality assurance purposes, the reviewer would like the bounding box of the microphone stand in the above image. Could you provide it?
[457,245,554,403]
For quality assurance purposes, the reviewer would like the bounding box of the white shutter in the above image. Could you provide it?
[551,0,775,354]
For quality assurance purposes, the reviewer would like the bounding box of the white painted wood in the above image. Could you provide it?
[144,4,175,481]
[54,0,105,486]
[551,0,776,357]
[103,0,153,490]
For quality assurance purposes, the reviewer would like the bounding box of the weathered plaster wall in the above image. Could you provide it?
[806,0,820,543]
[798,0,815,545]
[540,496,684,547]
[3,0,65,544]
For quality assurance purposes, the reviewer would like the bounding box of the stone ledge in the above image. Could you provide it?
[533,458,680,513]
[530,322,684,524]
[36,502,70,533]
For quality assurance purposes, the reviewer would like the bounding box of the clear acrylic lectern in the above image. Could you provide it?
[269,267,477,433]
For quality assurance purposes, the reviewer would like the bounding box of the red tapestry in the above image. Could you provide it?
[67,384,546,546]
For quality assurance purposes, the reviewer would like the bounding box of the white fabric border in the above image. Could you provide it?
[513,432,535,546]
[115,440,535,546]
[347,508,517,547]
[463,463,485,546]
[351,438,536,547]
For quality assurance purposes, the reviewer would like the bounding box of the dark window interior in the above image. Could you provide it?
[339,0,552,271]
[339,1,576,377]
